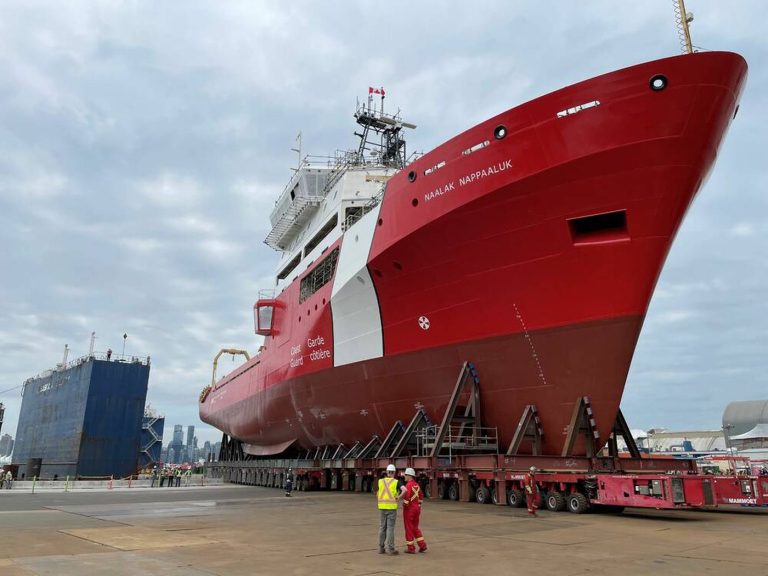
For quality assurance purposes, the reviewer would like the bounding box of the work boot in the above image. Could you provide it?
[388,550,399,555]
[378,548,385,554]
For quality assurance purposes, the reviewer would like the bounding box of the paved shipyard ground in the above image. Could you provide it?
[0,485,766,576]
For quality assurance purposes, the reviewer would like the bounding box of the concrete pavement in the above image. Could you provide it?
[1,484,766,575]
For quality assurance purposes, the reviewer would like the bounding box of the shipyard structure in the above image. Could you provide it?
[13,353,151,479]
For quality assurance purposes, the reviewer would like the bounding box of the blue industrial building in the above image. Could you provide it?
[14,355,150,479]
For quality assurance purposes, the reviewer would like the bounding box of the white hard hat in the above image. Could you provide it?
[529,466,537,472]
[386,464,396,472]
[405,467,416,477]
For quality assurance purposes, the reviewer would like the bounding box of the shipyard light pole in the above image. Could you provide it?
[0,402,4,435]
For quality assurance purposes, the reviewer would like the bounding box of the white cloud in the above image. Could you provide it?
[730,222,755,237]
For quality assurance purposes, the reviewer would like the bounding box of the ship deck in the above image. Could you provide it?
[1,484,766,575]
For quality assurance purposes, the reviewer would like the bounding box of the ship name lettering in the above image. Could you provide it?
[458,159,513,187]
[309,349,331,361]
[290,356,304,368]
[307,335,325,347]
[423,181,455,203]
[290,345,301,355]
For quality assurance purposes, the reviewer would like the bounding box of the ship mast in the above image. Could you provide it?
[353,87,416,169]
[674,0,695,54]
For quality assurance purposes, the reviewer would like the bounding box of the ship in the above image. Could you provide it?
[14,348,151,478]
[200,50,747,457]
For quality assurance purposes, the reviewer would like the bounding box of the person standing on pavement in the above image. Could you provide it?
[285,468,294,497]
[400,468,427,553]
[525,466,539,516]
[4,470,12,489]
[175,467,182,487]
[377,464,401,555]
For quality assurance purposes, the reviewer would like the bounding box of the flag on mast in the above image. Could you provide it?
[369,86,385,96]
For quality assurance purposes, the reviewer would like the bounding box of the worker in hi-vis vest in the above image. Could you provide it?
[377,464,401,555]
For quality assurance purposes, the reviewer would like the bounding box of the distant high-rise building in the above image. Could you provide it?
[202,440,212,461]
[0,433,13,456]
[169,424,184,464]
[186,425,195,461]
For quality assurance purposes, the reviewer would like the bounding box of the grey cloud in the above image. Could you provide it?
[1,1,766,446]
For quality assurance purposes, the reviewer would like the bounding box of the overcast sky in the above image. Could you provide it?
[1,1,766,448]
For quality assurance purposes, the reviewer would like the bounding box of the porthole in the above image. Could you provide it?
[494,125,507,140]
[378,218,383,226]
[649,74,667,91]
[408,170,417,182]
[393,261,403,271]
[373,269,383,278]
[412,198,419,207]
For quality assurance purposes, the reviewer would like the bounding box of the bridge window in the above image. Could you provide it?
[304,214,338,256]
[277,253,301,281]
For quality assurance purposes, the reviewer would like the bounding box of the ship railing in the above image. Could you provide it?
[22,352,151,384]
[416,424,499,459]
[341,190,385,233]
[258,288,276,300]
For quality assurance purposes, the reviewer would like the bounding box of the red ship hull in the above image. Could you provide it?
[200,51,747,456]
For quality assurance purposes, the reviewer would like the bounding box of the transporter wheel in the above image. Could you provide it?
[475,485,491,504]
[507,488,525,508]
[546,491,566,512]
[567,492,590,514]
[468,481,477,503]
[437,481,448,500]
[448,481,460,501]
[491,482,500,505]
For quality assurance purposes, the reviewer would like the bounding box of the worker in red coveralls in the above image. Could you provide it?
[525,466,539,516]
[400,467,427,553]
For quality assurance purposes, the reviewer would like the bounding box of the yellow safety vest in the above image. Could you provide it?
[377,478,398,510]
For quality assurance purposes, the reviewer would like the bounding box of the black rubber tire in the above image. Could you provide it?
[437,481,447,500]
[507,488,525,507]
[546,491,567,512]
[491,483,500,505]
[475,485,491,504]
[448,481,459,501]
[567,492,590,514]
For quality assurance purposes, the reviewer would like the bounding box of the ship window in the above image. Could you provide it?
[300,247,340,303]
[257,306,273,332]
[304,214,338,256]
[277,253,301,281]
[569,210,628,245]
[254,303,275,336]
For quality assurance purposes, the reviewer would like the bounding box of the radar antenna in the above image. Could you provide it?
[673,0,694,54]
[354,87,416,169]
